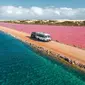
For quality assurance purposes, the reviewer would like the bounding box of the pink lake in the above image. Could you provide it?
[0,22,85,48]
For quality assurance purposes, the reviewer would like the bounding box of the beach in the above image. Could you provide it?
[0,26,85,70]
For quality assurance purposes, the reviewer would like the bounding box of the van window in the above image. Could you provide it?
[37,34,45,37]
[37,33,51,38]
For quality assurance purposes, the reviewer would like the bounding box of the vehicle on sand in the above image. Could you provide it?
[31,32,51,42]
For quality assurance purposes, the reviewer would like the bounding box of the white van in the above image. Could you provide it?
[31,32,51,42]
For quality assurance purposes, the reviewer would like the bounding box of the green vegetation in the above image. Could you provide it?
[1,20,85,26]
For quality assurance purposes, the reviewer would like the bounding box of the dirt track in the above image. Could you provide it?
[0,26,85,65]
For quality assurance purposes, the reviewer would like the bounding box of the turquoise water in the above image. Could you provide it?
[0,32,85,85]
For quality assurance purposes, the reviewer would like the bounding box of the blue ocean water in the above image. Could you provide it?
[0,31,85,85]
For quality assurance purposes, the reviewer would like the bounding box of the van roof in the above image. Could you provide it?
[36,32,50,36]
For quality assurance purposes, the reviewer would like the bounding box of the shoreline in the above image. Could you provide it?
[28,42,85,72]
[0,26,85,72]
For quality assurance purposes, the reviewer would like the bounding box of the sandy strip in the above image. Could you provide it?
[0,26,85,65]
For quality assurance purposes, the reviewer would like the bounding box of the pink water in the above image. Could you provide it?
[0,22,85,48]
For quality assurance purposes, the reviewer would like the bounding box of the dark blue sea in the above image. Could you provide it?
[0,31,85,85]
